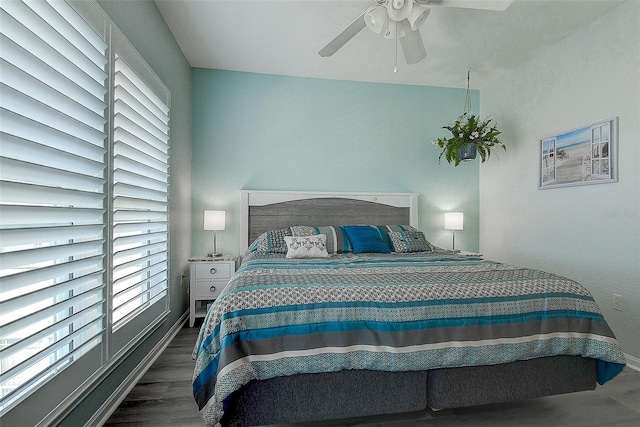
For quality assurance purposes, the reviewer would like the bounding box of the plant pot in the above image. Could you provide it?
[459,143,477,162]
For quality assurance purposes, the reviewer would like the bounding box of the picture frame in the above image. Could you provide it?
[539,117,618,189]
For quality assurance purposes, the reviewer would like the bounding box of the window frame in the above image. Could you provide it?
[541,137,557,186]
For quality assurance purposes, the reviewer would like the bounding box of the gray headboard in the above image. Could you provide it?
[240,191,419,253]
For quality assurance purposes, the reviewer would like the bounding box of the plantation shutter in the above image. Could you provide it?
[0,0,108,412]
[110,36,170,331]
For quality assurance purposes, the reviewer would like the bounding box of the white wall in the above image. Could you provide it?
[480,0,639,362]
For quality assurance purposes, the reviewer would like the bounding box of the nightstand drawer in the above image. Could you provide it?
[189,255,239,327]
[195,262,231,280]
[194,281,225,299]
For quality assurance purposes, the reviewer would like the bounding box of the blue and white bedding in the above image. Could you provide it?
[192,251,626,426]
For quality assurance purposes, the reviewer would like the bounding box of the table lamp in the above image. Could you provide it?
[204,210,225,257]
[444,212,463,251]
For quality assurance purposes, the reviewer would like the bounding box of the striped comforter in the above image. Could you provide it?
[192,252,626,426]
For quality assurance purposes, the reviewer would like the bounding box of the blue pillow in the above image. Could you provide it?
[342,225,391,254]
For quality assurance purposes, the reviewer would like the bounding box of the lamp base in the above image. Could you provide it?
[207,253,223,257]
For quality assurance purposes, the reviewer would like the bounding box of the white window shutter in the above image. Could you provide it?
[110,45,170,329]
[0,0,108,412]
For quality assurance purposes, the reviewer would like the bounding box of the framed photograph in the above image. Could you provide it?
[539,117,618,189]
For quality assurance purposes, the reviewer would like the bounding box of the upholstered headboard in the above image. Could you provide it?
[240,190,419,253]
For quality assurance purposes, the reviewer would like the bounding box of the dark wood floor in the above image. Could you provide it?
[105,324,640,426]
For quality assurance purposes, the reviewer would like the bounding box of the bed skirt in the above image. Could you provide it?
[220,356,596,427]
[221,369,428,426]
[428,355,596,409]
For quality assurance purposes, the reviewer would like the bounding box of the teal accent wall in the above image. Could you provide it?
[192,69,480,255]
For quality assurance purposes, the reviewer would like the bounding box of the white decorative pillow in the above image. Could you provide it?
[284,234,329,259]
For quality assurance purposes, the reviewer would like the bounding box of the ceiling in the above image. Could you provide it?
[155,0,623,89]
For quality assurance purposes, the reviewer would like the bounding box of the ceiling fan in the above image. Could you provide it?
[319,0,513,66]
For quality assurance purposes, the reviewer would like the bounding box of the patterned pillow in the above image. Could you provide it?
[246,227,292,255]
[290,225,352,254]
[321,225,353,254]
[376,224,417,249]
[388,230,433,253]
[290,225,317,237]
[284,234,329,259]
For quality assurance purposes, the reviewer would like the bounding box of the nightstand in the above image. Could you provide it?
[188,255,239,327]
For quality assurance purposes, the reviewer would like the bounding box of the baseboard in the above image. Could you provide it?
[86,311,189,427]
[624,353,640,372]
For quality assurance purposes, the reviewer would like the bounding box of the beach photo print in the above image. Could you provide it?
[539,117,618,189]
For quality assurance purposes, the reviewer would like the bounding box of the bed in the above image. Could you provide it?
[192,191,626,427]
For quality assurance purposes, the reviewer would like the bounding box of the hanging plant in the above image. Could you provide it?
[432,71,506,166]
[432,113,505,166]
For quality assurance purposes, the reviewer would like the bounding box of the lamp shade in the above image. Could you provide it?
[204,210,225,231]
[444,212,464,230]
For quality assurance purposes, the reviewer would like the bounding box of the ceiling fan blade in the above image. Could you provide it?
[417,0,513,11]
[319,11,368,57]
[399,24,426,64]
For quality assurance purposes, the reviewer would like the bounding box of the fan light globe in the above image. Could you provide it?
[387,0,413,21]
[364,5,387,34]
[407,5,430,30]
[383,19,413,40]
[383,17,411,39]
[392,0,405,10]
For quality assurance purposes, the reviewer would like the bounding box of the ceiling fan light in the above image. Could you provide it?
[383,18,410,39]
[383,19,394,39]
[387,0,413,21]
[383,19,401,39]
[364,5,387,34]
[407,5,430,30]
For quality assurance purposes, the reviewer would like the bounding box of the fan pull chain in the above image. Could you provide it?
[394,22,398,73]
